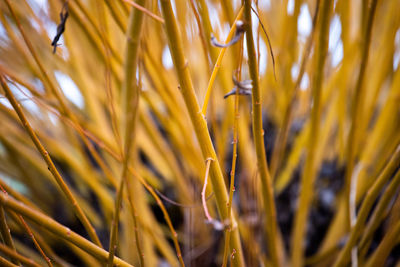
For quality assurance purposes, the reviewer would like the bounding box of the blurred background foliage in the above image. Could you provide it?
[0,0,400,266]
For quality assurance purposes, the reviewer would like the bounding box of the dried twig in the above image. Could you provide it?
[250,6,277,81]
[201,158,226,231]
[51,1,69,53]
[224,75,252,99]
[211,20,245,48]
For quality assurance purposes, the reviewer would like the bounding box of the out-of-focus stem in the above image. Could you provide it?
[270,0,320,178]
[128,167,185,267]
[343,0,379,234]
[290,0,332,266]
[108,0,146,266]
[333,144,400,267]
[0,242,41,267]
[359,168,400,258]
[364,213,400,267]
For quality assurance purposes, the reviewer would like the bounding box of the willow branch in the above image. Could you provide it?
[159,0,245,265]
[244,0,281,265]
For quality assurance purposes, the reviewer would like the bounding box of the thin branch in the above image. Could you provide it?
[0,75,102,248]
[0,193,132,267]
[342,0,379,242]
[154,189,213,209]
[222,40,244,267]
[269,0,320,178]
[250,6,277,81]
[201,7,244,116]
[0,207,21,266]
[128,167,185,267]
[123,0,164,23]
[19,216,53,267]
[0,243,41,267]
[201,158,224,231]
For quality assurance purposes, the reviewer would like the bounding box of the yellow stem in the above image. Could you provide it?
[290,0,332,266]
[201,7,244,116]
